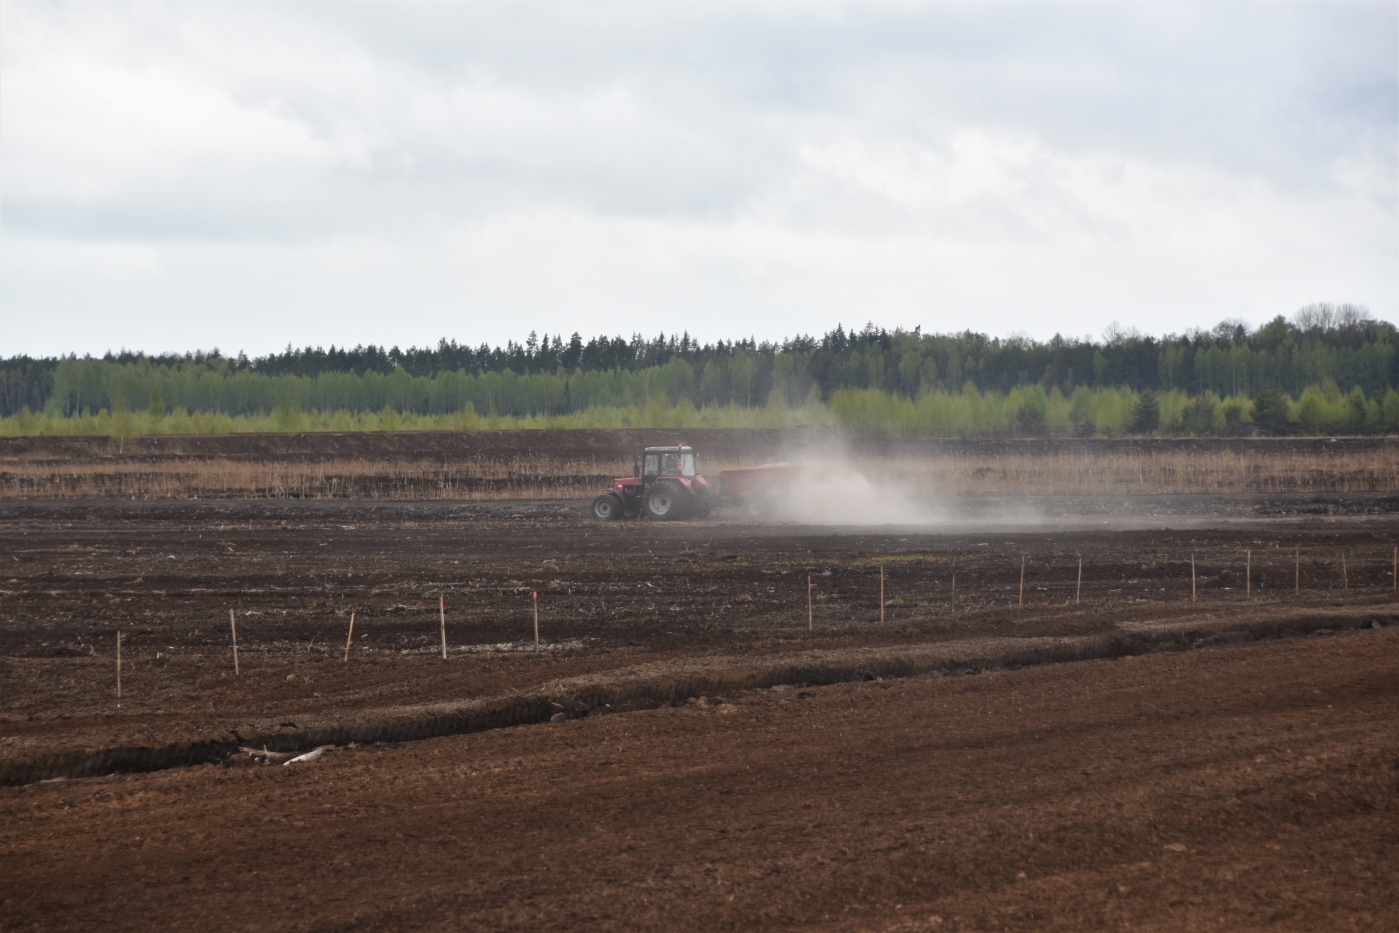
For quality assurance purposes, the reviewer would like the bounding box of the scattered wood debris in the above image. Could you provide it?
[284,746,335,766]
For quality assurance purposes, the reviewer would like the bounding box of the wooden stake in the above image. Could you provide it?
[1393,546,1397,593]
[116,630,122,700]
[1076,555,1082,605]
[951,560,956,599]
[1191,553,1196,602]
[229,609,239,675]
[342,611,355,662]
[1295,546,1300,596]
[807,574,813,632]
[439,595,447,661]
[532,591,540,650]
[1342,552,1348,591]
[1018,554,1025,609]
[1246,549,1251,599]
[880,565,885,624]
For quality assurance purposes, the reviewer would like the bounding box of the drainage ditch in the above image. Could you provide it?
[3,608,1392,787]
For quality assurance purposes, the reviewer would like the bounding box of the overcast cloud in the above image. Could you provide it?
[1,1,1395,357]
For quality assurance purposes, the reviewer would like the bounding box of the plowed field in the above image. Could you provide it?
[2,495,1397,931]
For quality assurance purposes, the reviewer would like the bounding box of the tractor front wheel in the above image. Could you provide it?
[591,492,624,521]
[644,484,686,521]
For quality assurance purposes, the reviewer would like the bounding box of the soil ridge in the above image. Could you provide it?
[4,605,1390,787]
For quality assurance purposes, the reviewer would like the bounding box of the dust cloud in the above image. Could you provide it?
[768,454,941,526]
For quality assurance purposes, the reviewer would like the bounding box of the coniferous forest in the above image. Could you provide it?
[2,304,1396,437]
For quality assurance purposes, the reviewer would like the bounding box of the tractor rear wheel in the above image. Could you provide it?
[644,484,686,520]
[591,492,624,521]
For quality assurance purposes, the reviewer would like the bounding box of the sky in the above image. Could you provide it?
[1,1,1395,358]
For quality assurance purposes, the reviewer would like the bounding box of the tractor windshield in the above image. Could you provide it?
[645,450,696,478]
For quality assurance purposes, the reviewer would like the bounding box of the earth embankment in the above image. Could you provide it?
[3,430,1396,499]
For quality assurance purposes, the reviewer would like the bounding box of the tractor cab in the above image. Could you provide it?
[641,446,697,482]
[592,445,710,520]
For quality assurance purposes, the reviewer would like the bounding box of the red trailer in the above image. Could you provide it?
[717,463,801,517]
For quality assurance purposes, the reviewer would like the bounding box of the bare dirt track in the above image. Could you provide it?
[2,494,1398,931]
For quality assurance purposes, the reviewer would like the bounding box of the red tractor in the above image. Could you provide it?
[591,445,713,521]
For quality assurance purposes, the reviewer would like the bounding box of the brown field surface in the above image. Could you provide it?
[1,488,1397,930]
[3,431,1398,499]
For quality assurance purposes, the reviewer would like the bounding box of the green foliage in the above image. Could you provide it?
[825,384,1171,437]
[1220,397,1247,432]
[2,363,1399,442]
[1288,381,1399,435]
[1179,393,1221,436]
[0,394,832,438]
[11,407,38,435]
[1250,385,1291,434]
[111,393,134,443]
[1295,380,1343,434]
[7,306,1396,421]
[274,392,304,432]
[1254,315,1292,353]
[1014,385,1049,436]
[1129,391,1161,435]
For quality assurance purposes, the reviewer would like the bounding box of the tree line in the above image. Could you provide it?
[2,304,1394,425]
